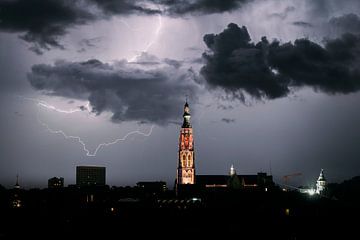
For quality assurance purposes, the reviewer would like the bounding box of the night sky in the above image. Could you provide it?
[1,0,360,188]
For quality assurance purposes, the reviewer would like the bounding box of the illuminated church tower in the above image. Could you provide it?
[177,101,195,185]
[316,169,326,194]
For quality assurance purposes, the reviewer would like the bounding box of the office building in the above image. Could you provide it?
[76,166,106,187]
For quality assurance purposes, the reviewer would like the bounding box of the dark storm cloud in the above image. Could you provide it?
[307,0,332,18]
[89,0,160,15]
[0,0,159,54]
[201,23,360,101]
[0,0,94,54]
[79,37,102,48]
[163,58,182,68]
[329,14,360,35]
[292,21,313,28]
[221,118,235,123]
[0,0,255,54]
[27,58,198,125]
[217,104,234,110]
[155,0,253,15]
[268,6,295,20]
[77,37,102,53]
[306,0,360,21]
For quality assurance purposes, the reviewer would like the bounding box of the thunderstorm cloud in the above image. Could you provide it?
[158,0,253,15]
[328,13,360,36]
[27,57,199,125]
[0,0,252,54]
[200,23,360,101]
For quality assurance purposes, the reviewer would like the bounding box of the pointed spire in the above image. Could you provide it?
[316,169,327,194]
[182,100,191,128]
[318,169,326,181]
[14,174,20,189]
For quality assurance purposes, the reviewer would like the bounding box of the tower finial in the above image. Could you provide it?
[15,174,20,189]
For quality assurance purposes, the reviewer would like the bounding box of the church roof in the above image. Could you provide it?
[196,175,259,186]
[196,175,228,185]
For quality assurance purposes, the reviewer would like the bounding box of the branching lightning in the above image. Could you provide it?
[37,114,154,157]
[19,96,91,114]
[38,101,90,114]
[19,96,155,157]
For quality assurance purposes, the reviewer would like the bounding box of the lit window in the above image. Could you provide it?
[285,208,290,216]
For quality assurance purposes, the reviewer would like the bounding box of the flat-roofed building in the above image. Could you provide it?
[76,166,106,187]
[48,177,64,188]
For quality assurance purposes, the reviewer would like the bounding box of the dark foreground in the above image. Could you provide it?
[0,187,359,239]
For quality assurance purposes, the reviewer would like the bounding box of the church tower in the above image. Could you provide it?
[316,169,326,194]
[177,101,195,185]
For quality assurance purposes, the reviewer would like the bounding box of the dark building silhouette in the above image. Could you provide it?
[48,177,64,188]
[76,166,106,187]
[11,175,22,208]
[14,175,20,189]
[137,181,167,192]
[196,169,274,191]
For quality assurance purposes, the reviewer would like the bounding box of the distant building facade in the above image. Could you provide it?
[76,166,106,187]
[197,166,274,190]
[177,101,195,186]
[48,177,64,188]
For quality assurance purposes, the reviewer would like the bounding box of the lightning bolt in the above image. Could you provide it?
[38,101,90,114]
[129,14,163,62]
[18,96,91,114]
[18,96,155,157]
[16,14,163,156]
[144,14,162,52]
[37,113,154,157]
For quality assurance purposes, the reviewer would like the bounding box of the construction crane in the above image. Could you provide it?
[283,172,302,185]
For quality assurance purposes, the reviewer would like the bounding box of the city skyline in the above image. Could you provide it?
[1,0,360,188]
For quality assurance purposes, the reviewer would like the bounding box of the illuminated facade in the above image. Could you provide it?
[177,101,195,185]
[316,169,326,194]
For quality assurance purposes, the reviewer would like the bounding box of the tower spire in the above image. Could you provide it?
[14,174,20,189]
[182,100,191,128]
